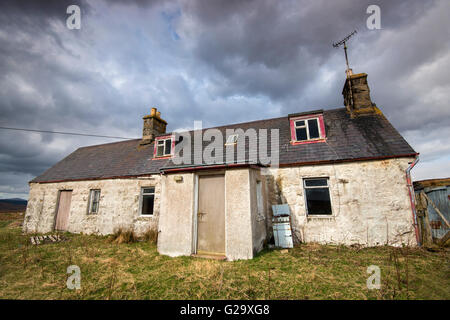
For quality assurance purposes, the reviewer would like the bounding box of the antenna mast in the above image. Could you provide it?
[333,30,357,77]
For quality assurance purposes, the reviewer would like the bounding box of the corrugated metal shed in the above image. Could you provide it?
[414,178,450,241]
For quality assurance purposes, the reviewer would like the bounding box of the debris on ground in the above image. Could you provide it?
[30,234,67,245]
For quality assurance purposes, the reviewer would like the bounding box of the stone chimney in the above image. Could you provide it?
[141,107,167,145]
[342,72,379,118]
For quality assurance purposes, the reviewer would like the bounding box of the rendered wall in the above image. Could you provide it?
[23,176,161,235]
[158,169,258,261]
[157,173,195,257]
[265,157,417,246]
[225,168,254,260]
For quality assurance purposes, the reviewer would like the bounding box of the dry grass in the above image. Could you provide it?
[0,213,449,300]
[142,228,158,244]
[110,227,138,244]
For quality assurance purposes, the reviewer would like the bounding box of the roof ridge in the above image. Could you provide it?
[78,138,141,150]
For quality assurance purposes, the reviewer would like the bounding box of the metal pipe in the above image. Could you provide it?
[405,156,421,246]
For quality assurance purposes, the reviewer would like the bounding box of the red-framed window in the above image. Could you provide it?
[289,114,326,145]
[153,135,175,159]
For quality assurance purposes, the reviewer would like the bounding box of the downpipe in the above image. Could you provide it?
[406,156,421,246]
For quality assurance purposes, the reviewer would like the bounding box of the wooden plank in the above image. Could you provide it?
[439,231,450,246]
[421,191,450,229]
[416,192,433,246]
[55,191,72,231]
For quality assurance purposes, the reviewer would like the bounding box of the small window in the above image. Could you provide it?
[88,189,101,214]
[140,187,155,216]
[294,118,320,141]
[225,134,238,145]
[155,137,173,157]
[303,178,332,215]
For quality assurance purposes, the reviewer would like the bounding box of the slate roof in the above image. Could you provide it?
[31,107,417,183]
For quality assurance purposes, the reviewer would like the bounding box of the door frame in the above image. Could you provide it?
[192,171,226,255]
[53,189,73,231]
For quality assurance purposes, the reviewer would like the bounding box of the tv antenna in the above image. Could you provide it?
[333,30,357,77]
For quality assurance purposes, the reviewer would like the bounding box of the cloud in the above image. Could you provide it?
[0,0,449,199]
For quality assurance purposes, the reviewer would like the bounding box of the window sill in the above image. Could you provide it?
[138,215,154,219]
[307,215,335,221]
[152,155,172,160]
[290,138,326,146]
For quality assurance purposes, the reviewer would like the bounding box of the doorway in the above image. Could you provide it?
[196,175,225,255]
[55,190,72,231]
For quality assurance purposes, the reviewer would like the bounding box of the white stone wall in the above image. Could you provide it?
[265,157,417,246]
[23,157,417,259]
[23,175,161,235]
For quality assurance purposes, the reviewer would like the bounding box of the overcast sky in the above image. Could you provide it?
[0,0,449,199]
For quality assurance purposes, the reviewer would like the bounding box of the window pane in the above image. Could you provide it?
[295,120,305,127]
[92,201,98,213]
[305,179,328,187]
[141,194,154,215]
[308,119,320,139]
[305,188,332,215]
[143,187,155,194]
[165,139,172,155]
[295,127,307,141]
[157,144,164,156]
[89,190,100,214]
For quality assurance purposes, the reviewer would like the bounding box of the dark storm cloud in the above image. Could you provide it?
[0,0,448,198]
[178,0,437,103]
[0,0,89,26]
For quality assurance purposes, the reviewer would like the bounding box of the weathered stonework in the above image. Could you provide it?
[141,108,167,145]
[23,175,161,235]
[343,73,379,117]
[265,157,417,246]
[23,157,417,261]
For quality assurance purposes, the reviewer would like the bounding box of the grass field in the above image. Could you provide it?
[0,212,448,300]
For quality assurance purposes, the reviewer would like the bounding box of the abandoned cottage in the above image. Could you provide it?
[23,72,419,260]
